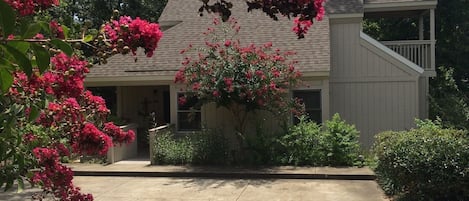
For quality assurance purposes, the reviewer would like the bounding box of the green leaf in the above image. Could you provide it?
[84,35,94,43]
[50,39,73,56]
[0,1,16,36]
[61,25,70,39]
[1,44,33,76]
[7,41,30,54]
[22,23,42,39]
[28,105,40,122]
[31,44,50,73]
[38,21,51,35]
[0,68,13,93]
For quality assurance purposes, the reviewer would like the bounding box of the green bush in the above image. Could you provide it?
[278,114,360,166]
[277,116,324,165]
[373,119,469,200]
[191,130,229,165]
[323,114,360,166]
[153,130,194,165]
[152,129,229,165]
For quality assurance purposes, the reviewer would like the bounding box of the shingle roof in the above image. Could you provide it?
[87,0,330,79]
[326,0,363,14]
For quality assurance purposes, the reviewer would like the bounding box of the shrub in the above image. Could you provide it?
[242,125,281,165]
[153,130,194,165]
[277,116,324,165]
[373,119,469,200]
[277,114,360,166]
[191,130,230,165]
[323,114,360,166]
[152,129,229,165]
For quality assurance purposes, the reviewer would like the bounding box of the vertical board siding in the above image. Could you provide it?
[330,21,420,148]
[330,82,417,147]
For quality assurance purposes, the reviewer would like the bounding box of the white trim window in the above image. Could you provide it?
[293,90,322,124]
[177,93,201,131]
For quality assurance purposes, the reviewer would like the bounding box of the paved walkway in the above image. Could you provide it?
[0,162,388,201]
[68,161,376,180]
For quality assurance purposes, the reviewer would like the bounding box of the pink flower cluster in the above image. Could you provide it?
[103,122,136,145]
[292,0,325,38]
[8,52,137,200]
[4,0,59,16]
[104,16,163,57]
[49,20,65,39]
[32,147,93,201]
[175,18,304,116]
[48,53,89,99]
[72,123,113,156]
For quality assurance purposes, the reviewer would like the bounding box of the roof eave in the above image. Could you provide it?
[328,13,364,19]
[85,75,175,87]
[364,1,437,12]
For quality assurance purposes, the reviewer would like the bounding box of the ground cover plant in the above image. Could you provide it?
[373,120,469,201]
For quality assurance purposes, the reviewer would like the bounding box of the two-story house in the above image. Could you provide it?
[85,0,437,152]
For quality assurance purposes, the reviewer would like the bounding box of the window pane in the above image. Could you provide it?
[293,90,322,124]
[293,91,321,109]
[177,112,201,131]
[178,94,200,110]
[306,110,322,123]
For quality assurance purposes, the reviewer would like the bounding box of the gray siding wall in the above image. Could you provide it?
[329,19,422,148]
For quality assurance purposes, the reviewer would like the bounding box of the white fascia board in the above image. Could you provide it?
[360,31,424,74]
[301,71,330,77]
[85,75,175,86]
[328,13,364,19]
[364,1,437,12]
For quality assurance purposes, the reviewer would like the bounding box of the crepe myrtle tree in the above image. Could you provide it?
[175,18,305,143]
[0,1,162,200]
[198,0,326,38]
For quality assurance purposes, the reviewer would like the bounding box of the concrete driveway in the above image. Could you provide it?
[1,176,389,201]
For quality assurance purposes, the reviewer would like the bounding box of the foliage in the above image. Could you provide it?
[435,0,469,94]
[49,0,168,29]
[278,114,360,166]
[153,131,194,165]
[0,1,161,200]
[242,123,280,165]
[323,113,360,166]
[198,0,325,38]
[277,116,324,165]
[373,119,469,200]
[429,66,469,130]
[362,17,419,41]
[152,129,230,165]
[175,18,305,137]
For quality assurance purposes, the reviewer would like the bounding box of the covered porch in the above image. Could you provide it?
[86,77,175,162]
[364,0,437,77]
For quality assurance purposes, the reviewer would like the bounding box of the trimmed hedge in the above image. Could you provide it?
[152,129,229,165]
[373,120,469,200]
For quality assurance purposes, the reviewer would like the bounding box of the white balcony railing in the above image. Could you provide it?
[380,40,434,71]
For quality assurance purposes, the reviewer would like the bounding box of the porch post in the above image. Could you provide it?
[419,14,424,40]
[430,8,435,70]
[116,86,123,117]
